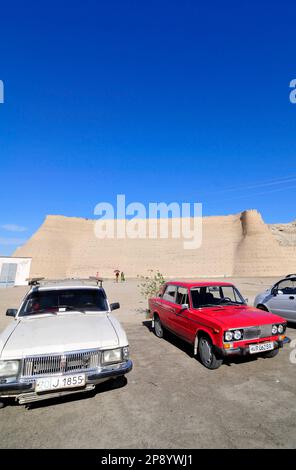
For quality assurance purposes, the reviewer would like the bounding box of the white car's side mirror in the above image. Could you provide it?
[6,309,17,317]
[110,302,120,311]
[277,290,284,295]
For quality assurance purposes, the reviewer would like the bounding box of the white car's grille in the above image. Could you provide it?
[21,350,101,377]
[244,324,273,340]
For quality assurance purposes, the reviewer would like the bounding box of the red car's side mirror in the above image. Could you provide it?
[180,303,189,311]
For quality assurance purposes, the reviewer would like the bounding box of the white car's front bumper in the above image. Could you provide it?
[0,359,133,405]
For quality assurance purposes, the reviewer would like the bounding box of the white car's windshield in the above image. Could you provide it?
[191,285,245,308]
[19,289,108,316]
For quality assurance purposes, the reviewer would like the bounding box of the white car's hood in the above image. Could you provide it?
[254,288,272,306]
[0,312,122,359]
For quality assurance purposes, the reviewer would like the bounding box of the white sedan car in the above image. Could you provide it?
[254,276,296,323]
[0,279,132,406]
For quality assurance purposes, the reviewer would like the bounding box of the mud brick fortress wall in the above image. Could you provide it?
[14,210,296,278]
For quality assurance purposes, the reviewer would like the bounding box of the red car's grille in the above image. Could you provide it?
[243,324,273,340]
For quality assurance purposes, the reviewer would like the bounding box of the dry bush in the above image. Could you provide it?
[137,270,165,299]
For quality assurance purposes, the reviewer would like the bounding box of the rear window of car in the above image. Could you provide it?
[162,285,177,303]
[19,288,108,316]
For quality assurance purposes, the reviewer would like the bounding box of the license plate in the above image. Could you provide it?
[35,374,86,393]
[249,342,274,354]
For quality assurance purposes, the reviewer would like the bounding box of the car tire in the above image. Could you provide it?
[154,315,164,338]
[263,348,279,359]
[110,375,127,389]
[198,336,223,370]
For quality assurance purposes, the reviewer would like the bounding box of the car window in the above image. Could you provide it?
[206,286,221,299]
[277,279,296,295]
[176,287,189,305]
[162,285,177,303]
[19,289,108,316]
[220,286,241,302]
[191,285,245,308]
[190,287,202,307]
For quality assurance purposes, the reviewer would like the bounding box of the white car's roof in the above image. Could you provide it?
[30,280,104,292]
[276,276,296,283]
[34,285,102,292]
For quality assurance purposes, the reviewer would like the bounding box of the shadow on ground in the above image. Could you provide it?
[142,319,267,368]
[3,376,127,411]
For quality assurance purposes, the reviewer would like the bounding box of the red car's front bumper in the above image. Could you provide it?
[214,336,291,358]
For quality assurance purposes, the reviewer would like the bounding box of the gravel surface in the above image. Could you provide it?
[0,278,295,449]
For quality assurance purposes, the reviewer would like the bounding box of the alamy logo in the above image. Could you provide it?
[94,195,203,249]
[0,80,4,103]
[289,79,296,104]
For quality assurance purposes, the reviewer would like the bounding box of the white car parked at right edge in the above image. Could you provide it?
[254,276,296,323]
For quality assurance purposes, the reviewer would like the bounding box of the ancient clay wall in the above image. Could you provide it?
[13,210,296,278]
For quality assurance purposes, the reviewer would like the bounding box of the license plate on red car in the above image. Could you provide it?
[249,342,274,354]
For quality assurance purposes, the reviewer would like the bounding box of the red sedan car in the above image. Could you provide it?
[148,281,290,369]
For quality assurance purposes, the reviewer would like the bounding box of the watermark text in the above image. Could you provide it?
[289,79,296,104]
[0,80,4,103]
[94,195,203,249]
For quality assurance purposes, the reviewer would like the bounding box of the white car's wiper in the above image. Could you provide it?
[56,305,87,314]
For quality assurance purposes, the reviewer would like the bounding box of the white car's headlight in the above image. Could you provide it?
[102,348,123,365]
[0,360,20,378]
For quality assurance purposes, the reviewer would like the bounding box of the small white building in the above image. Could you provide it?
[0,257,32,287]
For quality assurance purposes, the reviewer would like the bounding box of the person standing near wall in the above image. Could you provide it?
[114,270,120,282]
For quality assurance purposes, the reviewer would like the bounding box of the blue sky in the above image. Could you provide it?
[0,0,296,255]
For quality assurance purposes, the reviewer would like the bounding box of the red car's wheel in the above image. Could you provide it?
[154,315,164,338]
[198,336,223,370]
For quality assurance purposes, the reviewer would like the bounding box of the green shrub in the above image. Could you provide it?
[137,270,165,299]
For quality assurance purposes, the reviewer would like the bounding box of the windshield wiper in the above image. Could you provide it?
[55,305,87,314]
[195,304,222,308]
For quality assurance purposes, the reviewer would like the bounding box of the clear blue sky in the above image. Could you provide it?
[0,0,296,255]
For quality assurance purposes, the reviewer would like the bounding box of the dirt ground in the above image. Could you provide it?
[0,278,295,449]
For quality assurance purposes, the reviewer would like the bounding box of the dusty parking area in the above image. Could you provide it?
[0,278,295,449]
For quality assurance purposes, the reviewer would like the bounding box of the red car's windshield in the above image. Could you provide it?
[190,285,245,308]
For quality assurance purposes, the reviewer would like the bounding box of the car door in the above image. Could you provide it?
[159,284,178,329]
[168,286,196,343]
[267,279,296,321]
